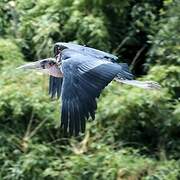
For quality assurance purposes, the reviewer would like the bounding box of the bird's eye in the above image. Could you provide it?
[49,61,56,66]
[40,60,47,69]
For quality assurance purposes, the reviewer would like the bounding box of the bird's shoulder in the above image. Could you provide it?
[57,42,118,62]
[61,49,97,63]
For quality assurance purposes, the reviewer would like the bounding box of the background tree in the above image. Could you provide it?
[0,0,179,179]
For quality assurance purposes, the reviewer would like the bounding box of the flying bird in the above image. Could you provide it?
[18,42,160,136]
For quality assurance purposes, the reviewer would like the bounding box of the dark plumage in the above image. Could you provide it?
[60,50,131,135]
[17,42,161,136]
[52,47,133,135]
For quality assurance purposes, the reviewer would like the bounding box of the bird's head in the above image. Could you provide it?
[17,58,62,77]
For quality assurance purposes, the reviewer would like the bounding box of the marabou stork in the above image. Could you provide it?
[17,42,160,136]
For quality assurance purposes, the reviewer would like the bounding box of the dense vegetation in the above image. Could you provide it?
[0,0,179,179]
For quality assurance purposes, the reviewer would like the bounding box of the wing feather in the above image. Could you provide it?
[60,52,132,135]
[49,76,63,98]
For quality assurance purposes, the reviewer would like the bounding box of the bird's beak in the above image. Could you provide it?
[16,61,42,70]
[16,58,55,70]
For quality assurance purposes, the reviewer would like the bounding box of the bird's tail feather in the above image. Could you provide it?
[115,78,161,90]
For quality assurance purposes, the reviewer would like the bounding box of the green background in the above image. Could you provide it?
[0,0,180,179]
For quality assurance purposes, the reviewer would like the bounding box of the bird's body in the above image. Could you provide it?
[18,42,161,136]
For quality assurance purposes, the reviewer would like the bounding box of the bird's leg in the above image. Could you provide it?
[114,78,161,90]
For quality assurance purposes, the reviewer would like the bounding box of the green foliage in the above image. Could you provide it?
[95,81,179,158]
[147,0,180,65]
[0,145,155,180]
[144,160,180,180]
[0,0,180,179]
[0,0,14,36]
[0,38,24,66]
[148,65,180,97]
[0,0,162,63]
[0,71,56,121]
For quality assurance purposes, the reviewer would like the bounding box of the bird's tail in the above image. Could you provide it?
[114,78,161,90]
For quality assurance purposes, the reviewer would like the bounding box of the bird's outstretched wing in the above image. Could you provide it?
[50,43,133,99]
[60,52,133,135]
[49,76,63,98]
[55,42,118,62]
